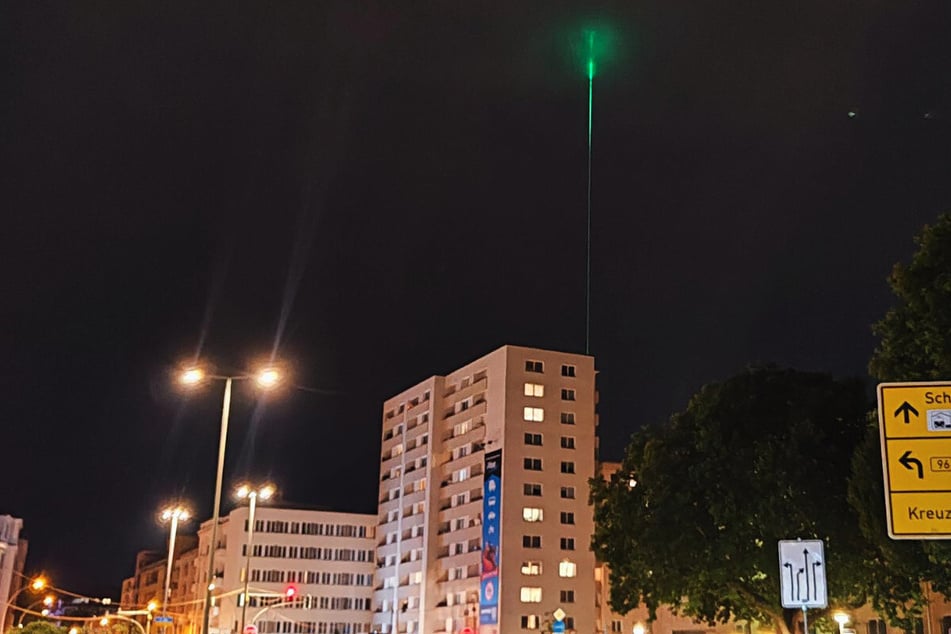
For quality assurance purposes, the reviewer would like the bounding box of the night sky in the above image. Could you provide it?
[3,1,951,599]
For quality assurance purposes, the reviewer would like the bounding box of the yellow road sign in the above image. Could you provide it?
[878,382,951,539]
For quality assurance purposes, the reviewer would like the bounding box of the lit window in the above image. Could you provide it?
[522,507,543,522]
[560,512,575,525]
[524,433,542,446]
[523,407,544,422]
[561,388,576,401]
[560,486,576,499]
[558,560,577,577]
[523,483,542,496]
[561,364,576,377]
[523,383,545,397]
[524,457,542,471]
[520,561,542,575]
[560,436,576,449]
[521,615,542,629]
[560,412,575,425]
[522,535,541,548]
[525,360,544,373]
[520,587,542,603]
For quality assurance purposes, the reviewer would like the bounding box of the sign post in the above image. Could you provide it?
[778,539,827,634]
[878,382,951,539]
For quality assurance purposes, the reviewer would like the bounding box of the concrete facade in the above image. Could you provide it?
[372,345,597,634]
[194,507,378,634]
[0,515,26,634]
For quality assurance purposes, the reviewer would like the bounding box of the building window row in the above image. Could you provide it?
[244,544,374,562]
[249,570,374,586]
[257,621,371,634]
[520,616,575,630]
[247,521,373,538]
[523,408,578,425]
[524,360,578,377]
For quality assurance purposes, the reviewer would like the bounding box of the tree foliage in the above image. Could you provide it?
[8,623,69,634]
[591,367,870,633]
[870,212,951,381]
[847,212,951,627]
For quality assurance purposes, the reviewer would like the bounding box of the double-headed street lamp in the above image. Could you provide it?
[178,364,284,634]
[16,595,56,627]
[159,505,190,621]
[3,577,48,632]
[235,483,276,634]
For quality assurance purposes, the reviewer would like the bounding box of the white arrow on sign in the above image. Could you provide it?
[778,539,827,609]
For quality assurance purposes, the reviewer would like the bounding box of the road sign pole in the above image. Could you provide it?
[802,606,809,634]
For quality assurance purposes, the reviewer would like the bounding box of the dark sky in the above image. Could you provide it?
[3,0,951,599]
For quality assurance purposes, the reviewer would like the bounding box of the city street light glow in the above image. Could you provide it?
[180,367,205,385]
[160,506,190,522]
[31,578,47,591]
[100,618,109,627]
[835,613,850,625]
[255,368,281,389]
[147,601,157,612]
[259,484,275,500]
[43,596,54,607]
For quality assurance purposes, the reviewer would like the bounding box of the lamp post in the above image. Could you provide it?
[235,483,276,634]
[4,577,48,632]
[160,506,191,623]
[178,364,284,634]
[16,595,56,627]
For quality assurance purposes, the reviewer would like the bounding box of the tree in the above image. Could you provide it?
[847,212,951,628]
[9,623,69,634]
[590,367,870,634]
[870,212,951,381]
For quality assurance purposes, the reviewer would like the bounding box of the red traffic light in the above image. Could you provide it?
[284,586,297,599]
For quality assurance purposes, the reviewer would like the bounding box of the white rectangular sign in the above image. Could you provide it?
[778,539,827,608]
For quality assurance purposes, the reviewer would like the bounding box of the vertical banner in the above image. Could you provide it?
[480,449,502,627]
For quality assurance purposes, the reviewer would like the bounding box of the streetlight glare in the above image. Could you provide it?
[31,578,47,591]
[43,596,54,607]
[100,618,109,627]
[835,612,850,625]
[259,484,276,500]
[236,484,251,499]
[180,367,205,386]
[255,368,281,389]
[147,601,157,612]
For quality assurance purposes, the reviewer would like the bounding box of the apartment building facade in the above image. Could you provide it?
[373,345,597,634]
[0,515,27,634]
[195,507,378,634]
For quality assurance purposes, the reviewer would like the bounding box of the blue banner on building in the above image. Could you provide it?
[480,449,502,626]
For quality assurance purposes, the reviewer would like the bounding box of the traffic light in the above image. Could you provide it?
[284,586,297,599]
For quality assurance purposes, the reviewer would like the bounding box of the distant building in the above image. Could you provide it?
[0,515,26,634]
[120,536,199,634]
[372,345,597,634]
[193,507,377,634]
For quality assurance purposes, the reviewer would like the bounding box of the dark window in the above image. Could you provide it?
[560,537,575,550]
[565,618,575,629]
[560,412,575,425]
[560,486,575,499]
[524,457,542,471]
[560,437,575,449]
[522,535,541,548]
[525,360,544,373]
[560,512,575,525]
[561,461,576,474]
[560,590,575,603]
[523,483,542,496]
[524,433,543,446]
[869,621,887,634]
[561,365,576,377]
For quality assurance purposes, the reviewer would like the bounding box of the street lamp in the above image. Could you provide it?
[16,595,56,627]
[159,506,191,620]
[5,578,49,631]
[834,612,850,634]
[633,624,646,634]
[177,364,284,634]
[236,483,276,634]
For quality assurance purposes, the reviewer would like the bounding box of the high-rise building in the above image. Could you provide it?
[372,345,596,634]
